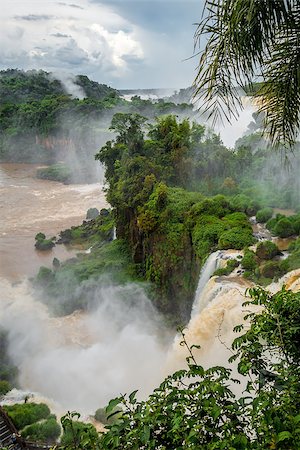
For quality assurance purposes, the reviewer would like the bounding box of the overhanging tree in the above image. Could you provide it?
[194,0,300,147]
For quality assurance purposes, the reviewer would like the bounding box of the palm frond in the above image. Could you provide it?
[194,0,299,146]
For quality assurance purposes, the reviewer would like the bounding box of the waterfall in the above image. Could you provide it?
[191,251,221,317]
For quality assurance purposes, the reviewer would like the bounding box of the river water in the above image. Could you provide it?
[2,163,300,417]
[0,163,167,415]
[0,163,107,280]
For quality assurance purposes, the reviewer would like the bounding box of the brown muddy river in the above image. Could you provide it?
[0,163,108,280]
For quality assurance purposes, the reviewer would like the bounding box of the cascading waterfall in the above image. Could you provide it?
[0,278,169,415]
[191,251,221,317]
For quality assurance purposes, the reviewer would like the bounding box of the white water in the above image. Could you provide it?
[191,251,221,317]
[0,278,169,414]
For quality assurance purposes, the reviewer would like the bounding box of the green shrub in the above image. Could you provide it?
[0,380,11,395]
[288,238,300,252]
[241,249,257,271]
[256,240,279,260]
[60,419,98,446]
[21,417,61,443]
[36,164,72,183]
[256,207,273,223]
[218,228,255,250]
[36,266,54,284]
[4,403,51,430]
[35,232,55,250]
[35,232,46,240]
[266,217,278,233]
[214,259,239,276]
[260,261,284,279]
[274,218,295,238]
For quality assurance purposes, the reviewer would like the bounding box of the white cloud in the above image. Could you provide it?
[0,0,144,80]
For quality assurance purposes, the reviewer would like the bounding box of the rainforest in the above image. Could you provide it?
[1,1,300,448]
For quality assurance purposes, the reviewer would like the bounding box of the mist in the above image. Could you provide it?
[0,277,171,414]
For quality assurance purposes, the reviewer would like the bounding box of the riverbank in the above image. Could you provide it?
[0,163,107,280]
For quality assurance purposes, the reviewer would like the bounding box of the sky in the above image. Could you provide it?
[0,0,204,89]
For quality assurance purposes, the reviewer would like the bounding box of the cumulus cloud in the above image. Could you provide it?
[0,0,144,83]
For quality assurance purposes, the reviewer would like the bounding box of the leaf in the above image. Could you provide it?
[129,390,138,404]
[141,425,150,444]
[277,431,292,442]
[106,397,123,413]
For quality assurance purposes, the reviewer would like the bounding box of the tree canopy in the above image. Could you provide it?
[194,0,300,147]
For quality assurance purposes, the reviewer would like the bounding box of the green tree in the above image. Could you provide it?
[194,0,300,146]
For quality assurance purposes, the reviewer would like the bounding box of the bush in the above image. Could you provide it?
[60,418,98,446]
[35,232,55,251]
[241,249,257,271]
[256,240,279,260]
[260,261,284,279]
[4,403,51,430]
[21,417,61,443]
[214,259,239,276]
[0,380,11,395]
[218,228,255,250]
[256,207,273,223]
[36,164,72,183]
[273,218,295,238]
[36,266,54,284]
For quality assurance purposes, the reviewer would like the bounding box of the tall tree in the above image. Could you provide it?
[194,0,300,147]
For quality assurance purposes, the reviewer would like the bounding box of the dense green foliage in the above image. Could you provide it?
[256,240,279,260]
[194,1,300,147]
[96,114,256,322]
[0,330,18,391]
[60,412,99,447]
[0,380,11,396]
[256,207,273,223]
[0,69,193,183]
[34,232,55,251]
[3,402,60,444]
[4,403,51,430]
[267,212,300,237]
[21,416,61,443]
[35,210,145,315]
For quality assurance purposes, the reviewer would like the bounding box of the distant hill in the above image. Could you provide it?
[0,69,194,182]
[0,69,118,103]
